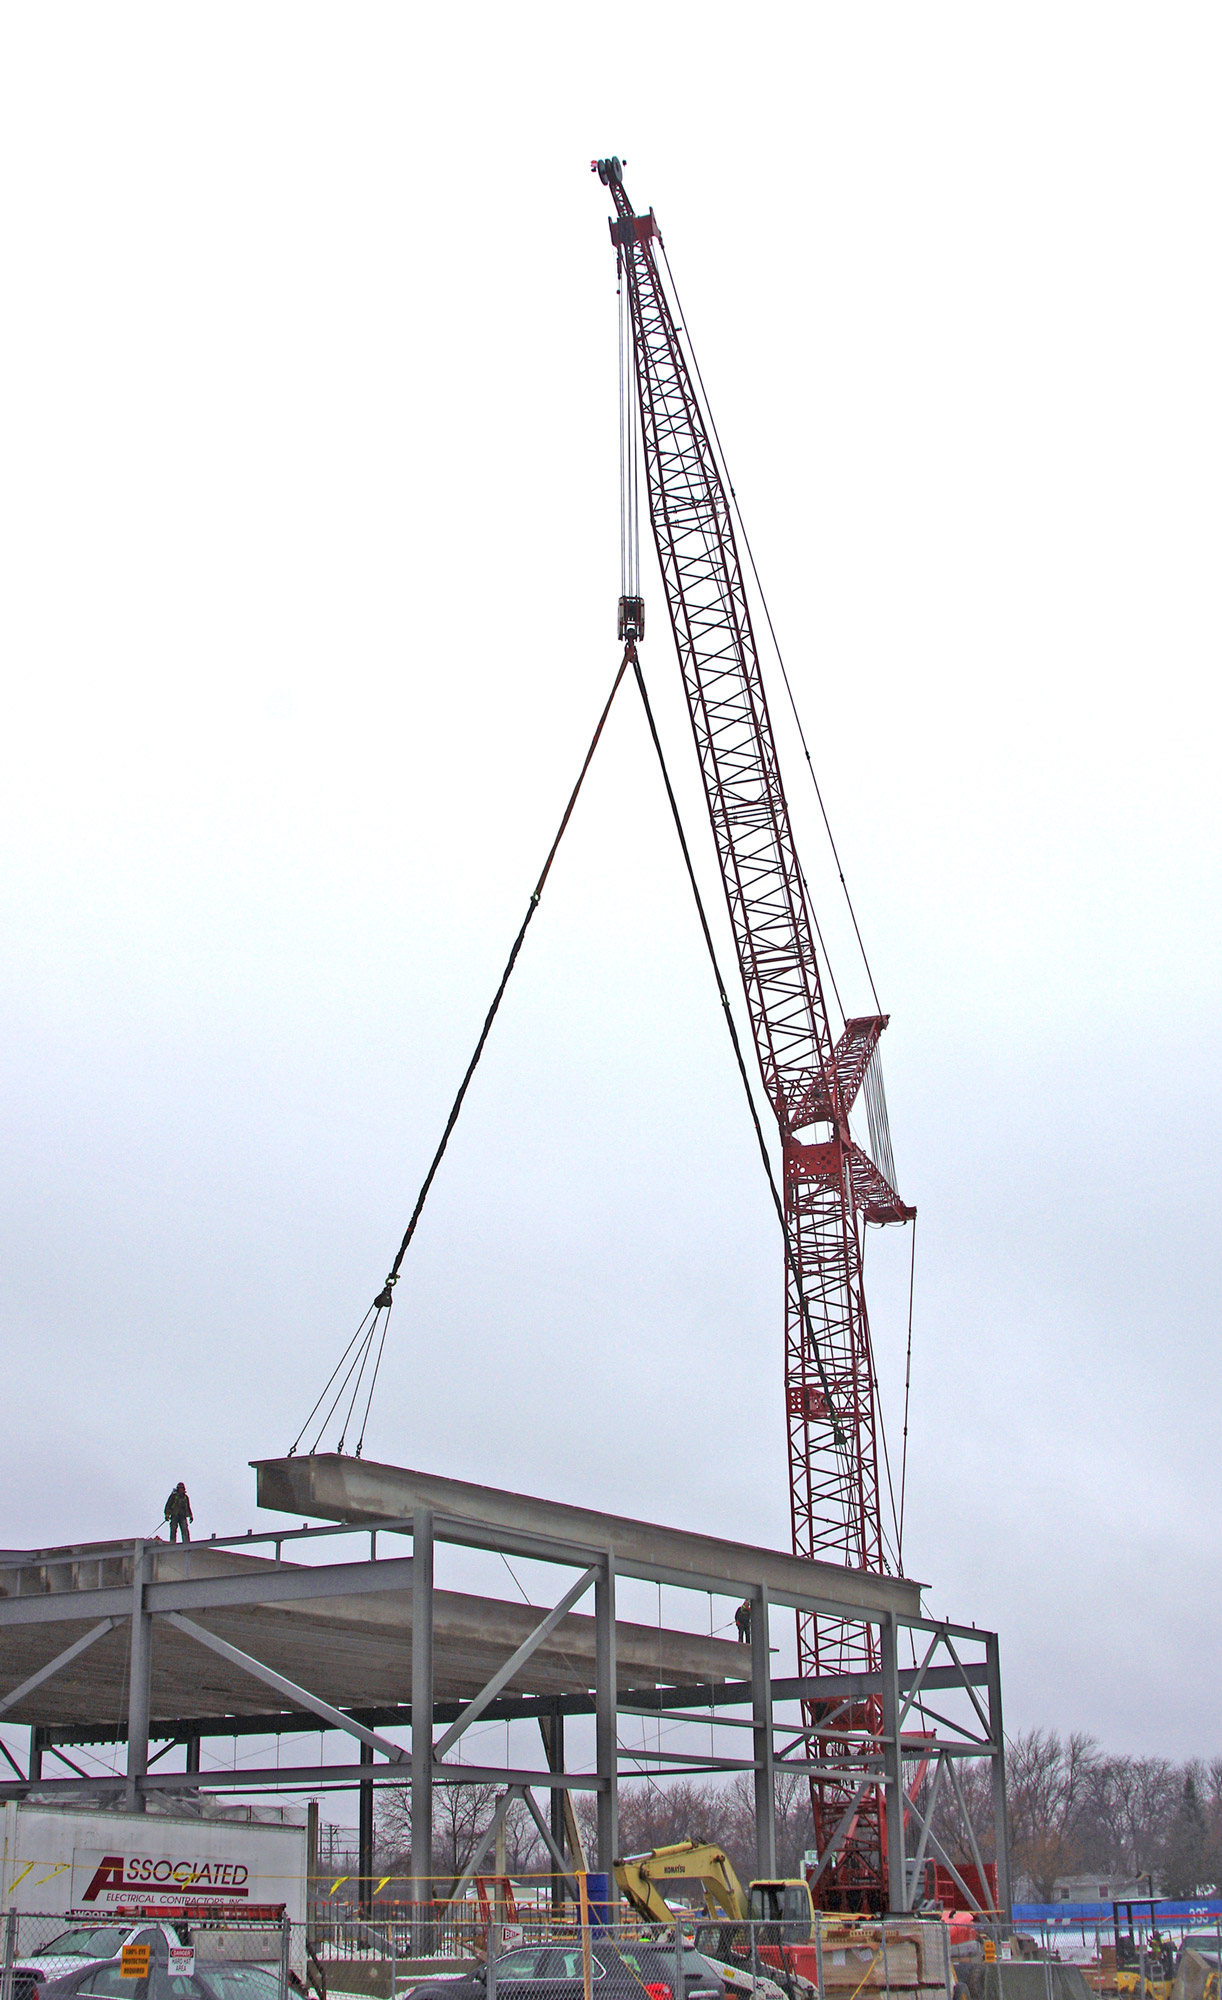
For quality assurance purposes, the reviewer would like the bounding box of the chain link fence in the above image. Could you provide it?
[302,1912,955,2000]
[6,1900,1115,2000]
[0,1911,301,2000]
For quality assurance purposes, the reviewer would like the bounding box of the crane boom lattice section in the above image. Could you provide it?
[598,157,914,1911]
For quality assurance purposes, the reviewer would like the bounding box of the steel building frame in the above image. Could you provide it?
[0,1492,1007,1917]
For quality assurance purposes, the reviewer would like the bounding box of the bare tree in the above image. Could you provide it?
[1006,1729,1099,1901]
[375,1782,544,1896]
[1106,1756,1178,1881]
[1160,1773,1214,1898]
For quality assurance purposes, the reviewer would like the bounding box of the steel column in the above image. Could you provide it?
[879,1613,906,1912]
[358,1741,374,1917]
[540,1705,567,1913]
[125,1542,152,1813]
[411,1507,434,1907]
[986,1632,1010,1918]
[594,1553,617,1872]
[751,1583,775,1878]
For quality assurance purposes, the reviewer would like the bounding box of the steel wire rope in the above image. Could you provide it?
[658,239,882,1017]
[650,242,920,1595]
[495,1545,674,1804]
[618,260,628,596]
[642,241,849,1039]
[854,1229,904,1577]
[630,647,851,1464]
[897,1218,918,1569]
[292,1303,380,1457]
[292,649,634,1458]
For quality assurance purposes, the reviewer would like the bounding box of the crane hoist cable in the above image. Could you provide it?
[658,237,883,1020]
[619,219,850,1455]
[897,1215,918,1567]
[289,644,633,1459]
[293,169,887,1470]
[628,647,848,1454]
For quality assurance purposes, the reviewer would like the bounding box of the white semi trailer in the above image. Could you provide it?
[0,1805,308,1923]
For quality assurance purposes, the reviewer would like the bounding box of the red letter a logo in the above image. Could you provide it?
[82,1857,126,1903]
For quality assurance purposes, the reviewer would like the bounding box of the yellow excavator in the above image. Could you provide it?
[613,1841,816,1939]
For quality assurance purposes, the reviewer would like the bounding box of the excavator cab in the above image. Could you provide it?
[747,1881,816,1938]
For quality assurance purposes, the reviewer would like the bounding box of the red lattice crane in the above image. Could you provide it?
[595,156,915,1911]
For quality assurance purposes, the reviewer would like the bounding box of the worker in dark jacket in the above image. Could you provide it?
[164,1483,194,1543]
[735,1598,752,1644]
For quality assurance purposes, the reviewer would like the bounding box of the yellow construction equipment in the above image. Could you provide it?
[613,1841,816,1937]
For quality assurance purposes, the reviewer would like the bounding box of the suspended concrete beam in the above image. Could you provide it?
[254,1455,923,1621]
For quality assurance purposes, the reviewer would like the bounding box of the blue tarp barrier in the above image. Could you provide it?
[1013,1905,1222,1924]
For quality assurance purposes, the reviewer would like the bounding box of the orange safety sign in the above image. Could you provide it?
[120,1946,151,1979]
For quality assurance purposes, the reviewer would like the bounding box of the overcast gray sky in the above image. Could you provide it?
[2,2,1220,1784]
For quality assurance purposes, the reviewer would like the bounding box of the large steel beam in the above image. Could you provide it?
[0,1587,132,1628]
[518,1786,580,1901]
[147,1559,414,1614]
[0,1760,608,1802]
[594,1555,617,1872]
[987,1632,1010,1917]
[751,1583,775,1878]
[0,1555,415,1629]
[539,1706,566,1913]
[410,1508,434,1910]
[358,1742,374,1917]
[880,1613,907,1912]
[125,1546,152,1813]
[770,1662,988,1703]
[254,1456,922,1621]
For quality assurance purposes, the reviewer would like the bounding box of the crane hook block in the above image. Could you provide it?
[618,595,645,642]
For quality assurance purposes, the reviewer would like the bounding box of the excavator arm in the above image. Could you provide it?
[614,1842,748,1927]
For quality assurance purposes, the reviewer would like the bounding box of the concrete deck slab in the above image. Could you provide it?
[0,1541,744,1728]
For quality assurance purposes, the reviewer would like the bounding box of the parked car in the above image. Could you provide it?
[412,1941,724,2000]
[33,1948,283,2000]
[17,1925,186,1988]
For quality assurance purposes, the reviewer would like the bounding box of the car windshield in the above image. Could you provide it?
[40,1930,130,1960]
